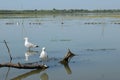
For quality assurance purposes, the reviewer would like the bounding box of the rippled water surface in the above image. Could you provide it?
[0,15,120,80]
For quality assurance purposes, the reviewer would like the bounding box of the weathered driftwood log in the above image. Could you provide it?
[60,49,75,64]
[0,47,74,69]
[0,62,48,69]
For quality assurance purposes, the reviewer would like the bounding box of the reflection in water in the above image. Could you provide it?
[62,63,72,75]
[11,69,44,80]
[25,50,39,61]
[5,68,11,80]
[40,73,49,80]
[101,25,105,39]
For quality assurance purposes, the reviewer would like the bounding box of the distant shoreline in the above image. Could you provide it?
[0,9,120,18]
[0,9,120,14]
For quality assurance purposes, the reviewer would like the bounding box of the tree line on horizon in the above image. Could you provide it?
[0,9,120,14]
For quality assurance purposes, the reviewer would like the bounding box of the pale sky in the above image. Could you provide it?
[0,0,120,10]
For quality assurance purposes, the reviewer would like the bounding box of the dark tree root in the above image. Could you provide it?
[60,49,75,64]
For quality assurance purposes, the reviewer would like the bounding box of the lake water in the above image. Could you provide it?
[0,15,120,80]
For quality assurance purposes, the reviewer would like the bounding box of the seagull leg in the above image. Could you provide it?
[28,48,31,51]
[41,60,44,65]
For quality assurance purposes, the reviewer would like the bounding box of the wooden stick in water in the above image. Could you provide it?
[60,49,75,64]
[0,62,48,69]
[4,40,12,61]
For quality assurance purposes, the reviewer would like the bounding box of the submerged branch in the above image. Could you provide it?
[59,49,76,75]
[0,62,48,69]
[0,48,75,70]
[4,40,12,61]
[60,49,75,64]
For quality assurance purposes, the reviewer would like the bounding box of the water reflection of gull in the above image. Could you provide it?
[25,50,38,61]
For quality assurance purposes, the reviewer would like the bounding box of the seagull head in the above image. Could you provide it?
[42,47,46,51]
[24,37,28,41]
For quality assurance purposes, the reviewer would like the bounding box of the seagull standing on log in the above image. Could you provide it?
[24,37,39,50]
[40,47,48,64]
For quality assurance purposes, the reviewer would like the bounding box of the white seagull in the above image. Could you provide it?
[24,37,39,50]
[40,47,48,64]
